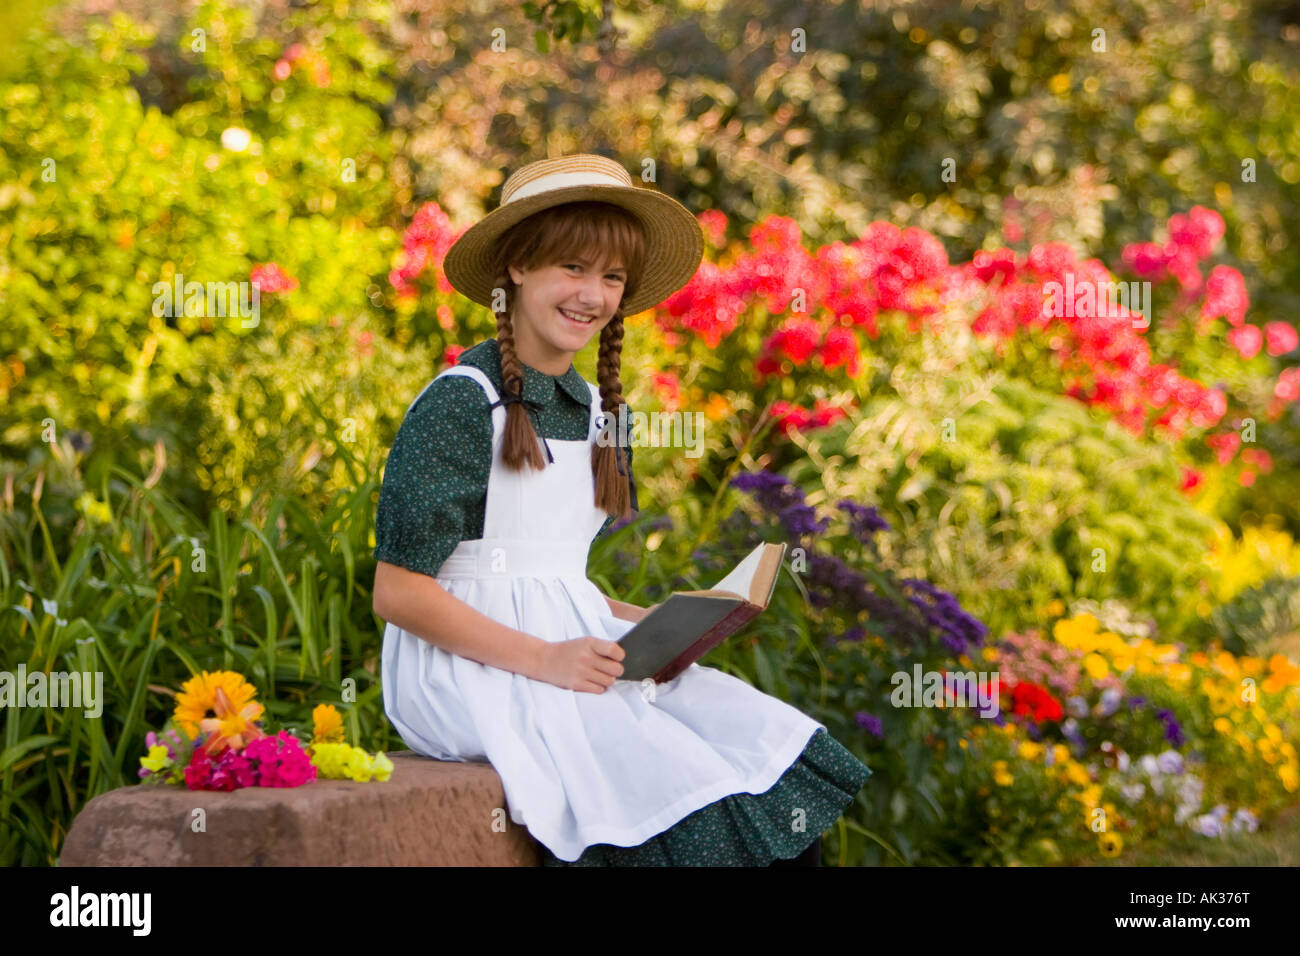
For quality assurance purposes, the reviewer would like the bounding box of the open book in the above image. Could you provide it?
[616,541,787,683]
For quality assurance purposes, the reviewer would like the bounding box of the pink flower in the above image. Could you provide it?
[1201,265,1248,327]
[1277,367,1300,403]
[972,248,1018,284]
[1241,448,1273,474]
[244,730,317,788]
[1167,206,1225,261]
[1121,242,1167,280]
[698,209,727,247]
[1207,431,1242,466]
[1227,324,1262,359]
[1264,322,1298,357]
[1162,243,1202,291]
[250,262,298,294]
[1025,242,1078,279]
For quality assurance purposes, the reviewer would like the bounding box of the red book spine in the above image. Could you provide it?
[653,602,760,683]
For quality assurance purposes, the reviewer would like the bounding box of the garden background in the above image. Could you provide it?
[3,0,1300,866]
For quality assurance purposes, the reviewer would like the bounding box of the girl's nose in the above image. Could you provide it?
[576,277,602,308]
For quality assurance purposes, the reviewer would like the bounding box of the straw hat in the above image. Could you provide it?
[442,153,704,317]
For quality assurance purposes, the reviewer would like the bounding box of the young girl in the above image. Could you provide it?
[374,153,871,866]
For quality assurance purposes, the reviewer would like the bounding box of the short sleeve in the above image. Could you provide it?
[374,376,493,579]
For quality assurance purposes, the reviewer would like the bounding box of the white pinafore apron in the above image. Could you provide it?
[381,364,825,861]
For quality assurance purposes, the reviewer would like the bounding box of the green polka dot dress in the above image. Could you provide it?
[377,339,872,866]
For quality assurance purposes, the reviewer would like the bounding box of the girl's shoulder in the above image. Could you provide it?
[405,368,493,427]
[408,341,502,413]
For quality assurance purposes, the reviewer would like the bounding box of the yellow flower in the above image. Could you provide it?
[993,761,1015,787]
[958,739,969,749]
[309,742,348,778]
[1099,831,1123,858]
[1083,653,1109,680]
[1213,717,1232,735]
[1053,614,1098,648]
[1279,764,1299,792]
[1053,744,1071,765]
[370,752,394,782]
[1265,724,1283,745]
[174,671,263,741]
[1214,651,1240,681]
[1079,784,1103,808]
[1065,762,1091,787]
[1235,733,1255,751]
[312,703,346,744]
[1018,741,1043,761]
[981,646,999,662]
[140,744,171,773]
[1045,599,1065,617]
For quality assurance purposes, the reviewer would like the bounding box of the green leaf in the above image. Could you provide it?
[0,736,61,772]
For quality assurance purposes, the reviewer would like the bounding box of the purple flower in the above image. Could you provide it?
[1192,814,1222,837]
[833,626,867,645]
[898,578,989,654]
[1155,708,1185,746]
[730,471,828,539]
[836,500,890,543]
[855,711,884,738]
[1128,695,1146,709]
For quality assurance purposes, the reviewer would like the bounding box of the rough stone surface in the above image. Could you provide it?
[59,751,541,866]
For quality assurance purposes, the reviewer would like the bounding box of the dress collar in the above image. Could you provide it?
[462,338,593,408]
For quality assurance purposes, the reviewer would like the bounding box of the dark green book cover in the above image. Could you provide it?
[616,542,786,683]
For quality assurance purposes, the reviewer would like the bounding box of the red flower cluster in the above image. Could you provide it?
[769,398,847,436]
[1120,206,1224,290]
[1006,680,1064,723]
[386,199,1299,457]
[390,202,463,300]
[250,262,298,294]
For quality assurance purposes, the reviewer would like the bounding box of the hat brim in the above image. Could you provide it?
[442,183,704,317]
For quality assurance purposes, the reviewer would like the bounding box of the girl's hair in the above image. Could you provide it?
[488,200,647,521]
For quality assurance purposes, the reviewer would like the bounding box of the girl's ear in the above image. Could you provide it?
[507,263,526,286]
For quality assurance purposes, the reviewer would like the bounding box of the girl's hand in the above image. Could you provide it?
[534,637,626,693]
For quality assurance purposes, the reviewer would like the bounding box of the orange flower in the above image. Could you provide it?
[174,670,265,753]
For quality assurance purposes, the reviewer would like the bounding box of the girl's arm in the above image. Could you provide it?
[375,561,549,678]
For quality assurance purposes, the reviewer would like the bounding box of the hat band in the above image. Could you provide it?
[506,169,631,203]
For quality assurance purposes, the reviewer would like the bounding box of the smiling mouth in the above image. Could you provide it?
[558,308,597,325]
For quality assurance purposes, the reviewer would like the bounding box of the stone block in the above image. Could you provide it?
[59,751,541,866]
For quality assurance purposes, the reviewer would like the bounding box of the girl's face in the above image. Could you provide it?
[507,254,627,373]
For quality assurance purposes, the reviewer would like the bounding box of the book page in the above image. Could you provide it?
[710,543,764,600]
